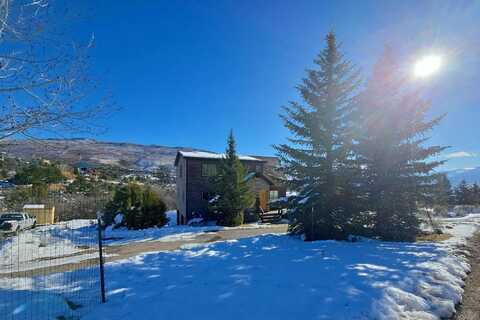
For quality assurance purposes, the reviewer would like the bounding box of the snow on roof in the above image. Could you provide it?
[178,151,263,162]
[23,204,45,209]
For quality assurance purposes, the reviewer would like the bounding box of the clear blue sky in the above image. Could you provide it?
[65,0,479,170]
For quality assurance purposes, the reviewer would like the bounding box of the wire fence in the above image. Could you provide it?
[0,189,111,320]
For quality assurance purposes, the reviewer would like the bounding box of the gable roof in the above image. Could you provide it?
[244,171,276,186]
[175,151,263,166]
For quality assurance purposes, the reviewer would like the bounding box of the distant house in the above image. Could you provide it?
[74,162,97,176]
[174,151,286,225]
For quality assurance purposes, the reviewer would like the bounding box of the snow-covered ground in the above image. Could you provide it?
[75,215,477,320]
[0,210,277,275]
[0,220,98,274]
[103,210,279,245]
[0,275,99,320]
[0,220,101,320]
[1,212,479,320]
[71,214,480,319]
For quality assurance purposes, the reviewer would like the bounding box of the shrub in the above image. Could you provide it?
[104,183,168,230]
[13,162,64,185]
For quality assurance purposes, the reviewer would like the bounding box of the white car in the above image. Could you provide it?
[0,212,36,234]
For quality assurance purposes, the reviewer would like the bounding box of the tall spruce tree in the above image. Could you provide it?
[356,47,447,241]
[275,32,361,241]
[212,131,254,227]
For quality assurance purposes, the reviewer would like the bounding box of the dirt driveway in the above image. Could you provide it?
[3,224,288,278]
[106,224,288,259]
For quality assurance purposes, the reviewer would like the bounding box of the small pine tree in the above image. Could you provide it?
[212,131,254,227]
[355,47,447,241]
[275,32,361,241]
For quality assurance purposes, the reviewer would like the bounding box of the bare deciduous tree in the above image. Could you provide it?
[0,0,111,141]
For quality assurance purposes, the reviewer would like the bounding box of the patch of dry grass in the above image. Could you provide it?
[416,233,452,242]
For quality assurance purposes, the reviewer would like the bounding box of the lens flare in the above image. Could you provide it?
[414,55,442,78]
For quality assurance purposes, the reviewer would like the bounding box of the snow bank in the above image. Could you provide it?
[369,216,480,320]
[371,253,469,319]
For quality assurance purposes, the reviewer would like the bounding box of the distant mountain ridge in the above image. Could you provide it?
[0,138,202,171]
[2,138,476,184]
[446,167,480,186]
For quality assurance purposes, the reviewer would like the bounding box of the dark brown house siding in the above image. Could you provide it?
[175,152,286,224]
[185,158,215,219]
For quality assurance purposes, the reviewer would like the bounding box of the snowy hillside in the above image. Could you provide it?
[0,139,202,172]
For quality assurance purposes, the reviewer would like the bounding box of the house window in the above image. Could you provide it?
[255,165,262,173]
[202,163,217,177]
[269,190,279,201]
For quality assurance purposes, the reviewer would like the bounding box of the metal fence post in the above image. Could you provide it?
[97,213,106,303]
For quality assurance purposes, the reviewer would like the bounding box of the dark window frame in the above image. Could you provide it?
[201,163,217,177]
[201,192,210,201]
[269,190,279,201]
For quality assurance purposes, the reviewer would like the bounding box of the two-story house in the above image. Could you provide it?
[174,151,286,225]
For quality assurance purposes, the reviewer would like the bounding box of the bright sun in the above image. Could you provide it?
[414,55,442,78]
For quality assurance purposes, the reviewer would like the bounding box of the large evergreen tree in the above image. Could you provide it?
[355,47,447,241]
[275,32,361,241]
[212,131,254,226]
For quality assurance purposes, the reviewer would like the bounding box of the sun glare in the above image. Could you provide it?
[414,55,442,78]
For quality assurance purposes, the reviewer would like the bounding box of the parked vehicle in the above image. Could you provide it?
[0,212,36,234]
[0,180,15,189]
